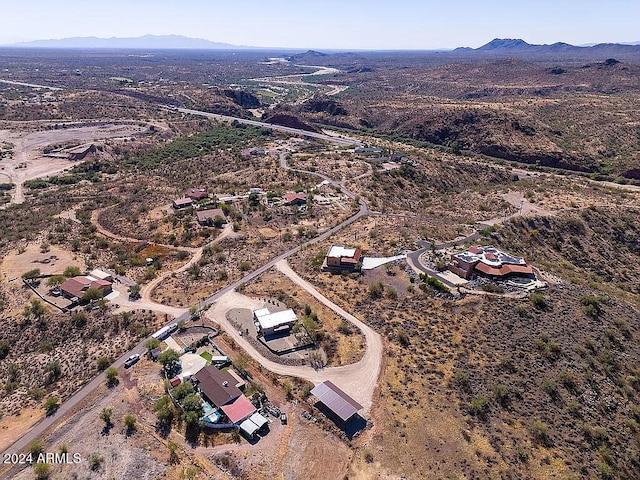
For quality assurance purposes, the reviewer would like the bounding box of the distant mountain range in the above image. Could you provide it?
[4,34,256,50]
[3,35,640,54]
[456,38,640,55]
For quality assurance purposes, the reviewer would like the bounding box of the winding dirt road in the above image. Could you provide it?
[205,258,383,413]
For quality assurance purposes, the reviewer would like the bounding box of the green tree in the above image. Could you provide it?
[82,287,104,303]
[158,350,181,376]
[145,338,160,350]
[22,268,41,281]
[29,299,46,319]
[46,275,66,287]
[96,356,111,371]
[45,360,62,383]
[124,414,137,435]
[63,266,82,277]
[181,393,203,425]
[213,215,225,228]
[167,440,179,464]
[128,284,141,300]
[44,396,60,416]
[105,367,118,387]
[99,407,113,427]
[154,395,177,425]
[172,381,195,401]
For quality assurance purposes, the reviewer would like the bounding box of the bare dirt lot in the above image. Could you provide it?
[1,243,81,281]
[0,122,148,204]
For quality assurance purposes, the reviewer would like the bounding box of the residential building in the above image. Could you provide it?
[253,308,297,336]
[172,197,193,210]
[193,366,256,425]
[185,188,208,201]
[196,208,226,227]
[60,275,112,301]
[282,192,307,206]
[448,245,534,279]
[325,245,363,270]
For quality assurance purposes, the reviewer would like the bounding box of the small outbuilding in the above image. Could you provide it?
[310,381,363,423]
[172,197,193,210]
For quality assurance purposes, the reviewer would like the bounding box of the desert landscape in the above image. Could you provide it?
[0,23,639,480]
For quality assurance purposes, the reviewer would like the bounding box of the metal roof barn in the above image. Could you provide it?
[310,381,363,422]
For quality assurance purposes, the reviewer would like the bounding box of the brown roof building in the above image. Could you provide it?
[185,188,208,201]
[325,245,363,270]
[194,366,242,407]
[60,275,112,300]
[196,208,226,226]
[448,245,533,279]
[282,192,307,206]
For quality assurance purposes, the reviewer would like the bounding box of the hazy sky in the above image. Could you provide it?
[1,0,639,49]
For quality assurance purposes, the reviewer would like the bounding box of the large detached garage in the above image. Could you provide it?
[310,381,363,423]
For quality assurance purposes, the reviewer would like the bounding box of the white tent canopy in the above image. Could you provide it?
[239,418,260,437]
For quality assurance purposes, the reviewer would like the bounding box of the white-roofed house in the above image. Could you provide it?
[325,245,363,271]
[253,308,298,336]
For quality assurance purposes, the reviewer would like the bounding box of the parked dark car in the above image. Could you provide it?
[124,354,140,368]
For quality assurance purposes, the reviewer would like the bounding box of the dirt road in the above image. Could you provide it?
[205,259,383,413]
[140,223,236,304]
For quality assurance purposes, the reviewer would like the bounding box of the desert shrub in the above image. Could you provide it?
[96,356,112,371]
[369,281,384,299]
[469,396,489,418]
[396,327,410,347]
[105,367,118,387]
[44,396,59,416]
[88,453,104,471]
[530,292,548,309]
[338,320,353,335]
[124,414,137,435]
[493,384,510,406]
[581,295,602,317]
[482,283,504,294]
[531,419,550,445]
[34,462,51,479]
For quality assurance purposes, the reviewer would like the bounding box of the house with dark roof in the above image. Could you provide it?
[193,366,256,424]
[196,208,226,227]
[194,366,242,406]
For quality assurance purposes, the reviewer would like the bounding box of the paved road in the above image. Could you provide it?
[0,79,63,90]
[1,145,370,456]
[175,108,361,147]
